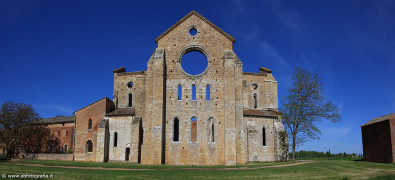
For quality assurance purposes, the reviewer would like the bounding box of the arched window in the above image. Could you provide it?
[192,84,196,100]
[208,117,214,142]
[262,127,266,146]
[114,132,118,147]
[128,93,133,107]
[191,117,197,143]
[254,93,257,109]
[206,85,210,100]
[178,85,182,100]
[174,118,179,142]
[86,140,93,152]
[88,119,92,129]
[64,144,68,151]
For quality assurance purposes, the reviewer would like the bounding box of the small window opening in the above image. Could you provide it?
[88,119,92,129]
[174,118,179,142]
[208,118,214,142]
[58,131,60,136]
[254,93,257,109]
[206,85,210,100]
[128,93,133,107]
[64,144,68,151]
[191,117,197,143]
[212,124,215,142]
[86,140,93,152]
[66,131,68,136]
[192,84,196,100]
[189,28,197,36]
[178,85,182,100]
[127,82,133,88]
[262,127,266,146]
[114,132,118,147]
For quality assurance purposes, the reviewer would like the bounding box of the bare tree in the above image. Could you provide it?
[280,67,341,160]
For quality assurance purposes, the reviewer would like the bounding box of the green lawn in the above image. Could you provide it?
[0,159,394,179]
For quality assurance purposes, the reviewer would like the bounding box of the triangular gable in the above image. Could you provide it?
[155,10,235,43]
[74,97,112,114]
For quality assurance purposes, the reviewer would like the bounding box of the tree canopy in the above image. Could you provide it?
[0,102,61,158]
[280,67,341,160]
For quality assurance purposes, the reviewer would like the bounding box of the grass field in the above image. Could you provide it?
[0,159,394,179]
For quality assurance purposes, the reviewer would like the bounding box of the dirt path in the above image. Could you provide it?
[7,161,313,171]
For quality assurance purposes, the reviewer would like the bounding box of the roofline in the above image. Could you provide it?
[260,67,272,73]
[361,113,395,127]
[74,97,111,114]
[155,10,235,43]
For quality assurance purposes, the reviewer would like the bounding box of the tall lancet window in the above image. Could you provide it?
[128,93,133,107]
[262,127,266,146]
[174,118,179,141]
[178,85,182,100]
[254,93,257,109]
[191,117,197,143]
[192,84,196,100]
[206,85,210,100]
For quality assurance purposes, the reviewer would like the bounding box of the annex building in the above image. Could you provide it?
[40,11,288,165]
[362,113,395,163]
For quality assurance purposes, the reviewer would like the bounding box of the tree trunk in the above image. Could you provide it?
[292,138,296,161]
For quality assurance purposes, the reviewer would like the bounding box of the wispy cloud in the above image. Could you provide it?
[0,1,39,24]
[34,104,74,117]
[231,0,246,12]
[268,1,303,34]
[322,126,350,138]
[259,40,290,68]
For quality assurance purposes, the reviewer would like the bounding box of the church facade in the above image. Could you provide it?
[66,11,288,165]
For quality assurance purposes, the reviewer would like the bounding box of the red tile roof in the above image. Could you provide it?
[362,113,395,126]
[105,107,135,117]
[243,109,279,118]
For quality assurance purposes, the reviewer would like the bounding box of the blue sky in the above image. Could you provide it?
[1,0,394,154]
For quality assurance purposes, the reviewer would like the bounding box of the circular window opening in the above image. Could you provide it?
[127,82,133,88]
[189,28,197,36]
[181,51,208,75]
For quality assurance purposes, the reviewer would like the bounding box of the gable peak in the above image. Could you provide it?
[155,10,235,43]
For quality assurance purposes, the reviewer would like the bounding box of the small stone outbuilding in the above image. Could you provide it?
[361,113,395,163]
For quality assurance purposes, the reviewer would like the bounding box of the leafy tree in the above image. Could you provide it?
[281,67,341,160]
[0,102,61,158]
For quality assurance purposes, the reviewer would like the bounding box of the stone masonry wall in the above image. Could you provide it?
[245,117,276,162]
[390,116,395,163]
[242,73,278,110]
[25,153,73,161]
[108,116,133,162]
[156,14,238,165]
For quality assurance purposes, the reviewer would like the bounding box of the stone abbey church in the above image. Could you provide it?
[40,11,288,165]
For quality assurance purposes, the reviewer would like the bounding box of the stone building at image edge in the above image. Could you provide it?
[361,113,395,163]
[49,11,288,165]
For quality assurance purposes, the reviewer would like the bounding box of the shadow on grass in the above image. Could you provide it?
[369,175,395,180]
[353,158,364,161]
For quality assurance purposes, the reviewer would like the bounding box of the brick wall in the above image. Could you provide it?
[47,123,74,150]
[74,98,114,161]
